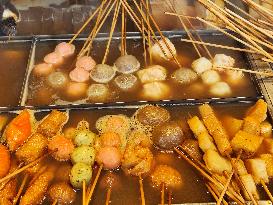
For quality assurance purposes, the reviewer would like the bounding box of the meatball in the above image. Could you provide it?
[33,63,54,77]
[209,82,232,96]
[213,54,235,71]
[114,74,138,91]
[141,82,170,101]
[55,42,75,57]
[47,71,68,89]
[171,68,198,84]
[76,56,96,71]
[137,65,167,84]
[87,84,110,102]
[149,37,176,60]
[114,55,140,74]
[136,105,170,127]
[70,163,92,188]
[191,57,212,74]
[44,52,64,66]
[69,67,90,83]
[48,182,76,205]
[201,70,221,85]
[90,64,116,83]
[100,132,121,148]
[151,165,182,188]
[71,146,96,165]
[152,121,184,150]
[96,146,122,170]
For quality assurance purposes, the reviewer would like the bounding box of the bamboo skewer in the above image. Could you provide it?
[29,165,47,186]
[86,165,103,205]
[13,174,28,205]
[140,2,147,66]
[261,179,273,202]
[121,5,126,56]
[206,183,219,202]
[139,176,146,205]
[215,66,273,77]
[168,190,172,205]
[161,183,165,205]
[216,170,234,205]
[83,180,86,205]
[52,199,58,205]
[105,188,111,205]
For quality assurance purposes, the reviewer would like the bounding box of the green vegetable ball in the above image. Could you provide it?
[74,130,97,146]
[71,145,96,165]
[70,162,92,189]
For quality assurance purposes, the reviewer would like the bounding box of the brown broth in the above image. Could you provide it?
[26,35,258,106]
[0,41,31,106]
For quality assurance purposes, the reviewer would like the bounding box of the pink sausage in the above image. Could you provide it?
[44,52,63,66]
[96,146,121,170]
[76,56,96,71]
[55,42,75,57]
[69,67,90,83]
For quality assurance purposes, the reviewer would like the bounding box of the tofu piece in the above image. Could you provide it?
[198,132,217,152]
[231,130,263,159]
[263,138,273,154]
[245,158,269,184]
[222,115,243,140]
[187,116,207,136]
[240,174,260,200]
[260,121,272,138]
[199,104,232,156]
[137,65,167,84]
[231,158,248,176]
[242,116,261,136]
[260,154,273,177]
[203,149,232,174]
[246,99,267,123]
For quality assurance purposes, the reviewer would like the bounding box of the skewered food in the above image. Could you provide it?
[201,70,220,85]
[245,158,269,184]
[242,116,261,136]
[48,135,74,161]
[74,129,96,147]
[136,105,170,127]
[69,67,90,83]
[100,132,121,148]
[90,64,116,83]
[33,63,54,77]
[246,99,268,123]
[71,145,96,165]
[141,82,170,100]
[171,68,198,84]
[70,162,92,188]
[137,65,167,84]
[240,174,260,200]
[96,146,122,170]
[152,121,184,150]
[226,70,244,84]
[86,84,110,102]
[55,42,75,57]
[114,74,138,91]
[55,164,72,182]
[260,154,273,177]
[44,52,64,66]
[48,182,76,205]
[231,158,248,176]
[209,82,231,96]
[180,139,203,161]
[213,54,235,70]
[150,165,182,188]
[0,144,10,178]
[0,177,17,204]
[114,55,140,74]
[260,121,272,138]
[47,71,68,89]
[66,82,88,99]
[149,37,177,60]
[76,56,96,71]
[191,57,212,74]
[222,116,243,139]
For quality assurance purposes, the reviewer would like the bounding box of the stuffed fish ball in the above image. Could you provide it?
[152,121,184,150]
[213,54,235,71]
[66,82,88,100]
[96,146,122,170]
[76,56,96,71]
[171,68,198,84]
[47,71,68,89]
[90,64,116,83]
[210,82,232,96]
[48,182,76,204]
[87,84,110,102]
[114,55,140,74]
[149,37,176,61]
[191,57,212,74]
[55,42,75,57]
[141,82,170,101]
[201,70,221,85]
[33,63,54,77]
[114,74,138,91]
[137,65,167,84]
[136,105,170,127]
[69,67,90,83]
[70,162,92,188]
[44,52,64,66]
[71,146,96,165]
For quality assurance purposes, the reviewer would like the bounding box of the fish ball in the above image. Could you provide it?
[114,74,138,91]
[141,82,170,101]
[171,68,198,84]
[70,162,92,188]
[90,64,116,83]
[33,63,54,77]
[71,146,96,165]
[44,52,64,66]
[64,127,76,140]
[100,132,121,148]
[48,182,76,204]
[87,84,110,102]
[66,82,88,99]
[210,82,232,96]
[136,105,170,127]
[47,71,68,89]
[96,146,122,170]
[201,70,221,85]
[55,164,72,182]
[74,130,97,146]
[137,65,167,84]
[152,121,184,150]
[114,55,140,74]
[69,67,90,83]
[226,70,244,85]
[213,54,235,71]
[149,37,177,61]
[76,56,96,71]
[55,42,75,57]
[191,57,212,74]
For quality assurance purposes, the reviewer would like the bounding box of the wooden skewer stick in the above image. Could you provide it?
[52,199,58,205]
[0,151,52,184]
[83,180,86,205]
[261,179,273,202]
[215,66,273,77]
[139,176,146,205]
[121,5,126,56]
[29,165,47,186]
[206,183,219,202]
[161,183,165,205]
[105,187,112,205]
[13,174,29,205]
[140,2,147,66]
[146,0,152,64]
[168,190,172,205]
[262,58,273,63]
[216,170,234,205]
[86,165,103,204]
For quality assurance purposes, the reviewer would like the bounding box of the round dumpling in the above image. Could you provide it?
[114,55,140,74]
[47,71,68,89]
[70,162,92,188]
[71,146,96,165]
[141,82,170,100]
[210,82,232,96]
[114,74,138,91]
[171,68,198,84]
[86,84,110,102]
[201,70,221,85]
[149,37,176,60]
[90,64,116,83]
